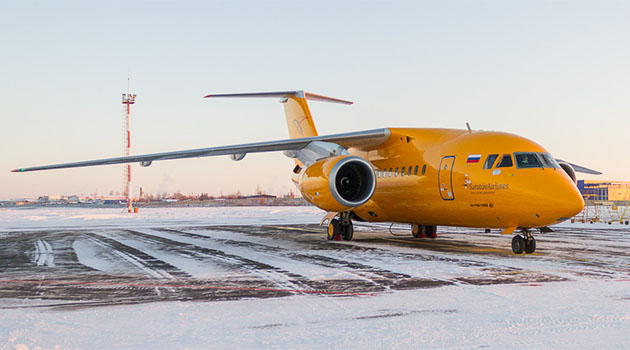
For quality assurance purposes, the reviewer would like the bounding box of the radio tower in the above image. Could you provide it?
[122,79,136,213]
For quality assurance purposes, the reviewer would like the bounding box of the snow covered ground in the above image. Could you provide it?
[0,206,324,232]
[0,207,628,349]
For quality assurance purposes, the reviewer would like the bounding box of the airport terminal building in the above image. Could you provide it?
[577,180,630,203]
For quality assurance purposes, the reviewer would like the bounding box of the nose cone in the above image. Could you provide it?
[546,177,584,224]
[561,183,585,219]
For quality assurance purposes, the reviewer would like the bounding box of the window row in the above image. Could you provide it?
[483,152,560,170]
[376,164,427,178]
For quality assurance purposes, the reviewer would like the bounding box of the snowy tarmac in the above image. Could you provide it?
[0,207,629,349]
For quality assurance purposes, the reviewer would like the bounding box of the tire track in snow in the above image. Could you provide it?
[248,225,570,287]
[152,227,453,291]
[81,231,191,279]
[120,229,315,294]
[32,239,55,267]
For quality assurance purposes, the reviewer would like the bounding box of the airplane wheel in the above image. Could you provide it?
[341,222,354,241]
[511,235,525,254]
[412,224,426,238]
[426,225,437,239]
[525,236,536,254]
[327,219,341,241]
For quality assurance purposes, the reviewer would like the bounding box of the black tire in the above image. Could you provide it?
[512,235,525,254]
[412,224,425,238]
[525,237,536,254]
[426,225,437,239]
[327,219,340,241]
[341,223,354,241]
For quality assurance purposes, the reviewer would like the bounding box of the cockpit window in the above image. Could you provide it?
[496,154,513,168]
[514,153,543,168]
[541,153,560,169]
[483,154,499,169]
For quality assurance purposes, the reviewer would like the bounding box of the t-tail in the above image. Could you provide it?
[203,90,353,139]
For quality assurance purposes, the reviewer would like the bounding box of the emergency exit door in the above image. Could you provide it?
[439,156,455,200]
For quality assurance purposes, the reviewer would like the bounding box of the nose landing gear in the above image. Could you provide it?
[511,230,536,254]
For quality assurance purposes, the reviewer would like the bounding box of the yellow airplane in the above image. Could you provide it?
[12,91,600,254]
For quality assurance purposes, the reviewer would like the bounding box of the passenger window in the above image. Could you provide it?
[496,154,513,168]
[394,167,399,177]
[422,164,426,175]
[407,166,412,176]
[414,165,419,175]
[401,167,406,176]
[514,153,543,168]
[388,168,392,177]
[483,154,499,169]
[377,170,381,178]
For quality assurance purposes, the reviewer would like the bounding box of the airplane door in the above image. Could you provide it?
[439,156,455,200]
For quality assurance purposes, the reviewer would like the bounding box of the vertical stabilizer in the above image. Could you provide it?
[283,91,318,139]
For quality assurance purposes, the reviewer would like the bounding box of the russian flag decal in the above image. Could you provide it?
[467,154,481,163]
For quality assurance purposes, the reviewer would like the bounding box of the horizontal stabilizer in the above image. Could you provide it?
[204,90,353,105]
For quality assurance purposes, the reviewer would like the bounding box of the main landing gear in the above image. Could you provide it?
[511,230,536,254]
[327,212,354,241]
[411,224,437,239]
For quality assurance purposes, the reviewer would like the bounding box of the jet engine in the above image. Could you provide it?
[558,162,577,184]
[298,155,376,212]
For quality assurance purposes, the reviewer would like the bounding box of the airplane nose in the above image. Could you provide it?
[555,181,585,220]
[566,184,585,216]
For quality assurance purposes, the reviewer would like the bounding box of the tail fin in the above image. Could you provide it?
[204,90,353,139]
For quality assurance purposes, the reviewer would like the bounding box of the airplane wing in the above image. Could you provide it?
[555,159,602,175]
[11,128,391,173]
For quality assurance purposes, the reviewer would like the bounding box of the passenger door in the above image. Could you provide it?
[439,156,455,200]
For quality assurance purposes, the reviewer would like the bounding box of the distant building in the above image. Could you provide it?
[38,195,62,203]
[577,180,630,202]
[238,194,277,199]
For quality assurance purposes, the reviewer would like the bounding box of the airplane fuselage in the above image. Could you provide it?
[335,128,583,230]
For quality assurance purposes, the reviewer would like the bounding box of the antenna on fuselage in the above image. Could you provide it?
[466,122,472,133]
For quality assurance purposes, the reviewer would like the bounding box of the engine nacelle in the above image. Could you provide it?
[558,162,577,184]
[298,155,376,212]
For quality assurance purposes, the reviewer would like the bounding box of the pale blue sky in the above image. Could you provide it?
[2,0,629,200]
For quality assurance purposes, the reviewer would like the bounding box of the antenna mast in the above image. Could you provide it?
[122,79,136,213]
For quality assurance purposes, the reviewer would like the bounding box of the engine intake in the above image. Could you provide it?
[330,157,376,207]
[298,156,376,212]
[558,162,577,184]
